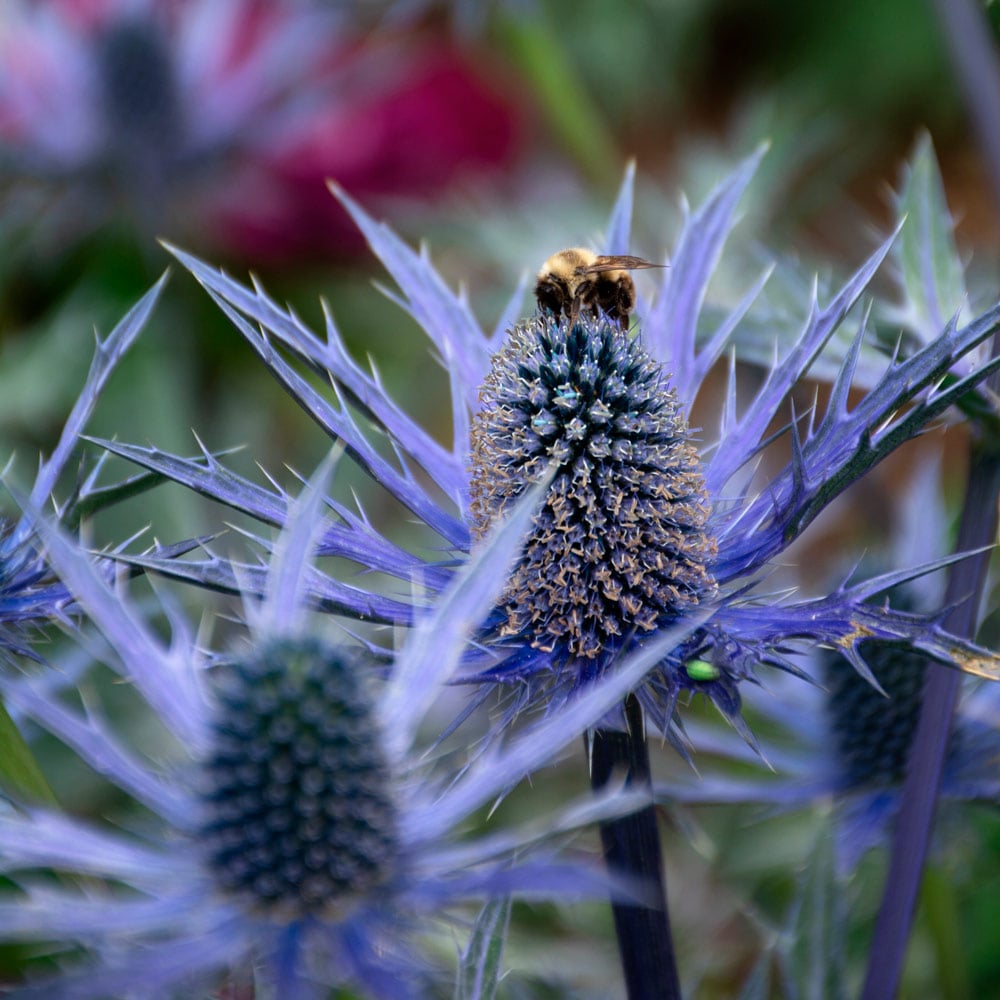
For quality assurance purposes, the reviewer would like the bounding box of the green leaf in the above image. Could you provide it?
[454,896,512,1000]
[785,818,847,1000]
[922,864,971,1000]
[894,131,967,341]
[0,298,94,434]
[495,14,619,187]
[0,697,57,806]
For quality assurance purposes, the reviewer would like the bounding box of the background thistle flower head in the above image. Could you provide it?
[0,0,522,261]
[822,628,930,790]
[0,1,338,233]
[657,638,1000,874]
[656,463,1000,874]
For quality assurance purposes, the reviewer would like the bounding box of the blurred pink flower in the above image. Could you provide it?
[214,43,522,262]
[0,1,522,259]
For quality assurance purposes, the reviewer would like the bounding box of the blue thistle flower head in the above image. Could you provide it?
[821,624,930,790]
[0,459,661,998]
[91,9,184,193]
[657,465,1000,872]
[97,152,1000,745]
[469,315,717,663]
[660,632,1000,874]
[0,0,342,234]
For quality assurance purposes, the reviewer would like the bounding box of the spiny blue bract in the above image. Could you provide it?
[469,316,717,661]
[201,637,398,915]
[0,518,65,663]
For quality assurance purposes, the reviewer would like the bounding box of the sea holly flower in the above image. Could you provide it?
[655,463,1000,872]
[652,635,1000,997]
[657,642,1000,872]
[467,315,718,664]
[91,153,1000,744]
[0,459,686,998]
[0,0,339,233]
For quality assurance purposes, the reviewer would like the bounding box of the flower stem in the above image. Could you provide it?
[589,693,682,1000]
[861,448,1000,1000]
[862,0,1000,994]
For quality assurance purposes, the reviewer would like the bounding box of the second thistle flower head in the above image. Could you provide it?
[469,315,717,663]
[202,637,398,917]
[822,635,929,790]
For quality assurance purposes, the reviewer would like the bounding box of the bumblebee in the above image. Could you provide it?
[534,247,661,329]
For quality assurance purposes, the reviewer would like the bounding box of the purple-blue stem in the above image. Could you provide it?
[862,452,1000,999]
[590,694,682,1000]
[862,2,1000,996]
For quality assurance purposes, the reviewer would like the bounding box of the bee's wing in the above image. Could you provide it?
[580,255,664,274]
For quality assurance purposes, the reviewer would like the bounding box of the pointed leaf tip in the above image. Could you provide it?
[0,698,58,807]
[894,132,966,340]
[604,160,637,256]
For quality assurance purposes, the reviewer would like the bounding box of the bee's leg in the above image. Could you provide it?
[604,300,627,330]
[573,280,598,327]
[615,281,636,330]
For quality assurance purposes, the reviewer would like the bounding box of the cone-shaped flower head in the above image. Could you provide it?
[202,637,398,917]
[657,470,999,874]
[822,637,929,789]
[0,0,341,238]
[470,316,716,662]
[660,632,998,874]
[0,2,520,260]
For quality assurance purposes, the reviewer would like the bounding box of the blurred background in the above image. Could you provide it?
[2,1,999,997]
